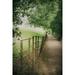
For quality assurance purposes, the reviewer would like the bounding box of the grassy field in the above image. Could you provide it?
[19,28,44,38]
[13,27,44,58]
[13,27,44,51]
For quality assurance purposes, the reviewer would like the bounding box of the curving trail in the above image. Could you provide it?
[30,34,62,75]
[25,34,62,75]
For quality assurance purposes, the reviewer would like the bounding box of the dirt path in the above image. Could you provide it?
[27,35,62,75]
[22,34,62,75]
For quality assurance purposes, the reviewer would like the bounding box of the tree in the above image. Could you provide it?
[28,2,58,28]
[13,0,62,40]
[13,0,38,37]
[50,0,62,40]
[27,0,62,40]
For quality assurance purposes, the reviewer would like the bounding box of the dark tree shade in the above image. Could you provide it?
[50,0,62,40]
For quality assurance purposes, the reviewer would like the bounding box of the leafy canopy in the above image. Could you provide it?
[13,0,62,40]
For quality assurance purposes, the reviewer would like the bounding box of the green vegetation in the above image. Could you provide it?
[13,28,44,75]
[13,28,44,52]
[13,0,62,40]
[20,28,44,38]
[13,0,62,75]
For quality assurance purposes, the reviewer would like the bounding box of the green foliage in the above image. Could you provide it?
[27,0,62,40]
[13,25,21,37]
[13,0,62,40]
[13,0,58,24]
[50,10,62,40]
[20,28,44,38]
[50,0,62,40]
[28,2,58,28]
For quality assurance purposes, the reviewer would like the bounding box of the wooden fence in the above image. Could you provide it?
[18,36,44,73]
[19,36,43,53]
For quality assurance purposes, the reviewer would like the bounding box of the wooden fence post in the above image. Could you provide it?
[28,38,30,52]
[35,36,38,56]
[35,36,37,51]
[37,36,39,51]
[32,36,34,51]
[35,36,39,55]
[32,36,36,72]
[20,40,23,74]
[39,36,45,55]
